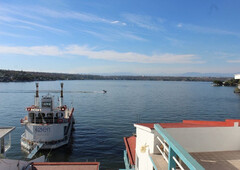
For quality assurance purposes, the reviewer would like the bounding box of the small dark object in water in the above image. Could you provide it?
[103,90,107,93]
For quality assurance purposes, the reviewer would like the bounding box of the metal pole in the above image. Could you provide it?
[1,138,4,154]
[168,147,176,170]
[60,83,63,106]
[35,83,39,107]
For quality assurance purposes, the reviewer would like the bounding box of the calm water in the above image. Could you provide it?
[0,80,240,169]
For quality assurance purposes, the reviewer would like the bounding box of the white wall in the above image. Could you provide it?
[235,74,240,80]
[135,125,154,170]
[134,124,240,170]
[165,125,240,152]
[25,124,65,141]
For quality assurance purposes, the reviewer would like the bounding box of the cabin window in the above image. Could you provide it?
[29,113,35,123]
[45,113,54,124]
[56,113,63,118]
[38,113,45,117]
[29,112,35,118]
[64,126,67,134]
[42,102,51,107]
[47,113,53,117]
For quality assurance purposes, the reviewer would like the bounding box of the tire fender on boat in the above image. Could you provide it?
[61,106,65,111]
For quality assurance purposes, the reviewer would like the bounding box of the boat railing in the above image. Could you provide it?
[29,117,69,124]
[4,134,11,153]
[123,150,134,170]
[21,132,26,138]
[156,136,169,163]
[154,124,204,170]
[0,127,15,157]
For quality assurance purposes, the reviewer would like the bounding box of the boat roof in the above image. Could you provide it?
[135,119,240,129]
[124,136,136,166]
[31,162,100,170]
[0,127,15,139]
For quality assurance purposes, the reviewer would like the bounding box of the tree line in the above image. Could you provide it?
[213,79,240,86]
[0,69,232,82]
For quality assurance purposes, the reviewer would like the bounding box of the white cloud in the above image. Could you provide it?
[0,16,65,33]
[0,31,26,38]
[177,23,240,37]
[82,30,113,41]
[177,23,183,28]
[110,20,126,26]
[22,6,126,26]
[0,45,203,64]
[0,5,45,21]
[227,60,240,63]
[111,20,120,24]
[0,31,38,39]
[122,13,165,31]
[118,32,147,41]
[0,46,63,56]
[80,29,146,41]
[0,3,127,31]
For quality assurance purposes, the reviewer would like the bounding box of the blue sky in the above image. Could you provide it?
[0,0,240,75]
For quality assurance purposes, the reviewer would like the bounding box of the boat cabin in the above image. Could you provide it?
[41,96,53,110]
[27,103,66,124]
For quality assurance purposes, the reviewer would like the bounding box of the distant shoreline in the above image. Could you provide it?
[0,69,231,82]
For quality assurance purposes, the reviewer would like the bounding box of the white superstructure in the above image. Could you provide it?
[21,83,74,151]
[124,120,240,170]
[235,74,240,80]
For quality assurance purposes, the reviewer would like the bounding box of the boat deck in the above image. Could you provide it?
[31,162,100,170]
[0,127,15,139]
[150,150,240,170]
[190,150,240,170]
[149,154,168,170]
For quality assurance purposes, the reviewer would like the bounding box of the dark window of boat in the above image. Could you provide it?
[42,102,51,107]
[29,113,35,123]
[47,113,53,117]
[64,126,67,134]
[38,113,45,117]
[29,112,35,118]
[45,113,54,123]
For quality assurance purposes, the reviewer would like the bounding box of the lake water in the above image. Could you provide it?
[0,80,240,169]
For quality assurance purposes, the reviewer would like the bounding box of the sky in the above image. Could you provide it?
[0,0,240,75]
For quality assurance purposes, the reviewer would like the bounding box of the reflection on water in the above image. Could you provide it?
[0,80,240,169]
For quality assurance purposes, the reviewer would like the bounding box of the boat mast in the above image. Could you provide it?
[60,83,63,106]
[34,83,39,107]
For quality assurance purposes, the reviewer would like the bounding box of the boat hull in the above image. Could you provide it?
[21,116,74,151]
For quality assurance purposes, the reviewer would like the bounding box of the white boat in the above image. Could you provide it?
[20,83,74,152]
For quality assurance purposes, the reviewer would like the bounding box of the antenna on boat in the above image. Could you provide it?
[60,83,63,106]
[35,83,39,107]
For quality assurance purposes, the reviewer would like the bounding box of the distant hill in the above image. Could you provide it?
[178,72,234,77]
[0,69,232,82]
[99,72,235,78]
[94,72,140,76]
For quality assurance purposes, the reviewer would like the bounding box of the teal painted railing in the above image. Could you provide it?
[121,150,134,170]
[154,124,205,170]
